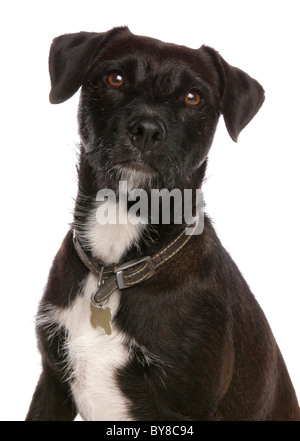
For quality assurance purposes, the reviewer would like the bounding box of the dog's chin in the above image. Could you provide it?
[111,161,158,190]
[118,161,158,175]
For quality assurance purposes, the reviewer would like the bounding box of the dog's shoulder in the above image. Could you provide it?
[41,230,88,308]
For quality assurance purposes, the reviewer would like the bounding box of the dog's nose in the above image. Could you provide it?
[128,118,166,151]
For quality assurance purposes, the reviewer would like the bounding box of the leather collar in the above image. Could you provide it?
[73,224,197,307]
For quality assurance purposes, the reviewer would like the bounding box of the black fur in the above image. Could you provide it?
[26,27,299,421]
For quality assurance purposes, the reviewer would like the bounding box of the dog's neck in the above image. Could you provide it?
[73,147,207,265]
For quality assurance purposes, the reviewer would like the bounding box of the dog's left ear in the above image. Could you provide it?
[49,27,129,104]
[202,46,265,142]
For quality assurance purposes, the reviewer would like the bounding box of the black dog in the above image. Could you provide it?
[26,27,299,421]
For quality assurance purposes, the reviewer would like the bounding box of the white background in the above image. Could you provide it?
[1,0,299,421]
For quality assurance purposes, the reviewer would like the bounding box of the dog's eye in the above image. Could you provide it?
[185,90,202,106]
[107,72,124,87]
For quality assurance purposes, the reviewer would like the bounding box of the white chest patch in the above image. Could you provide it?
[39,201,145,420]
[39,276,133,421]
[66,275,132,421]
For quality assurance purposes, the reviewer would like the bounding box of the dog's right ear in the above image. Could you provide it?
[49,27,128,104]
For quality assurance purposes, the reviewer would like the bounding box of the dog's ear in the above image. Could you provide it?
[202,46,265,142]
[49,27,128,104]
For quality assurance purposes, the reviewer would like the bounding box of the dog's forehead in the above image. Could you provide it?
[100,33,217,87]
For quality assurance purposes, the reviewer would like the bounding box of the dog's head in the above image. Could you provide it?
[49,27,264,191]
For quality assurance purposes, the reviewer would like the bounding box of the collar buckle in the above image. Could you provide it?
[114,256,155,289]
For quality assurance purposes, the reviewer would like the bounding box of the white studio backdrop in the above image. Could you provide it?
[1,0,299,421]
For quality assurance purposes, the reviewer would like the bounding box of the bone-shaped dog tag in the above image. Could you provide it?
[90,303,112,335]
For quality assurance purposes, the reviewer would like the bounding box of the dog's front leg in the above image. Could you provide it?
[26,363,77,421]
